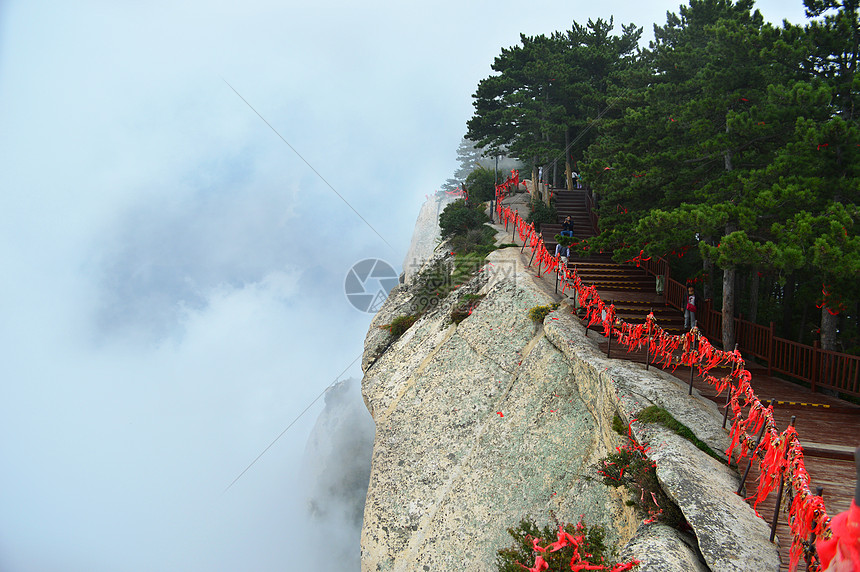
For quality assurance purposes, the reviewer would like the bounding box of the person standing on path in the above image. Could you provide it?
[555,242,569,272]
[684,284,698,330]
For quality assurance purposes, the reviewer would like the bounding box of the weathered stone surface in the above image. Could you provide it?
[642,426,780,572]
[360,249,637,571]
[619,524,709,572]
[401,193,457,284]
[360,240,780,572]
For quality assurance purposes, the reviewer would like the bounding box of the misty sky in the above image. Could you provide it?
[0,1,809,570]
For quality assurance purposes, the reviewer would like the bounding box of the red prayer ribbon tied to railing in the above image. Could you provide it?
[494,170,521,207]
[494,203,831,571]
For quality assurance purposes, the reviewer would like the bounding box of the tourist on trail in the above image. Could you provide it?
[560,216,574,237]
[684,284,698,330]
[555,242,569,271]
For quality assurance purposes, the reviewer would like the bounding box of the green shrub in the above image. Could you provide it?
[440,199,491,238]
[384,314,419,338]
[526,198,557,232]
[496,516,619,572]
[554,234,578,247]
[529,303,559,323]
[611,412,627,436]
[596,435,685,528]
[448,224,497,255]
[465,168,497,203]
[411,258,455,314]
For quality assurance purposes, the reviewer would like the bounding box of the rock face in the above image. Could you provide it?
[359,243,780,572]
[401,193,458,284]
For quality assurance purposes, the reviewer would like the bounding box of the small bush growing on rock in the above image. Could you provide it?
[611,413,626,436]
[411,253,490,315]
[465,168,496,203]
[451,294,485,324]
[526,198,557,232]
[383,314,419,338]
[596,433,685,529]
[529,303,560,323]
[440,199,490,238]
[448,225,497,256]
[496,515,637,572]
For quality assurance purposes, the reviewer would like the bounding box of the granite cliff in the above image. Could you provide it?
[358,204,780,571]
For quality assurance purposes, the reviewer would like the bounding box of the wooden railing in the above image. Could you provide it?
[581,191,600,236]
[577,194,860,397]
[637,266,860,397]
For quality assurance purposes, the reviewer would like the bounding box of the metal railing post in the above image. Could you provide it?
[606,300,613,358]
[645,308,652,370]
[769,415,796,542]
[805,486,824,570]
[736,399,777,494]
[722,344,740,429]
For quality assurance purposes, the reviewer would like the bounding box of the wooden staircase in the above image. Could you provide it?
[540,189,685,335]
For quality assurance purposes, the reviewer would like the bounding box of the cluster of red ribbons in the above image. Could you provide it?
[495,201,832,572]
[817,285,846,316]
[521,521,640,572]
[495,170,521,203]
[622,249,651,267]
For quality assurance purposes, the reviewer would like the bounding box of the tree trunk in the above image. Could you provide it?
[722,266,736,350]
[820,305,838,351]
[748,268,760,324]
[565,128,573,191]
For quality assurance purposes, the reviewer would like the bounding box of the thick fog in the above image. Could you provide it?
[0,1,808,571]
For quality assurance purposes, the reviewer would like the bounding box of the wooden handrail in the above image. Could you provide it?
[581,196,860,398]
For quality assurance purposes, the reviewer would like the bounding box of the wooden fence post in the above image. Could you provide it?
[812,341,820,393]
